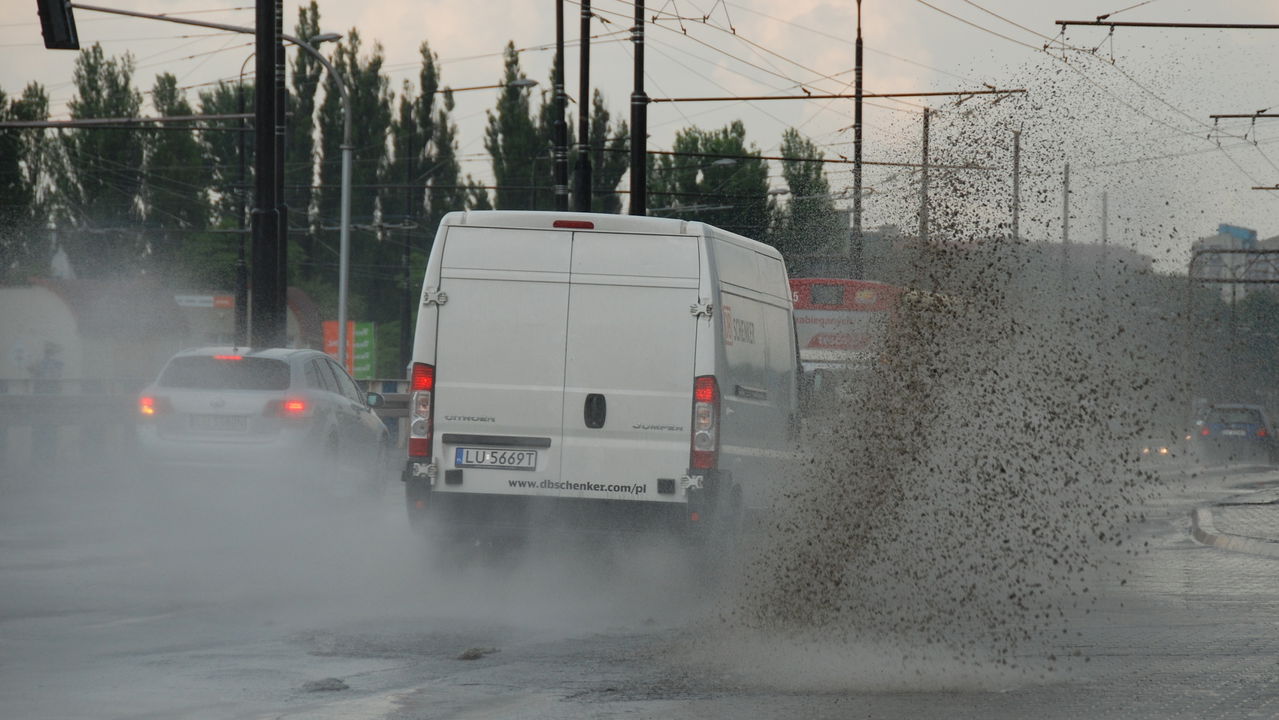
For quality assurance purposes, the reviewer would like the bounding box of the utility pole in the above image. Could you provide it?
[273,0,287,344]
[554,0,569,211]
[850,0,864,279]
[628,0,647,216]
[1101,190,1108,246]
[251,0,282,349]
[400,114,414,373]
[1100,190,1110,304]
[235,79,248,346]
[1061,162,1071,289]
[1011,130,1020,241]
[573,0,592,212]
[918,107,930,245]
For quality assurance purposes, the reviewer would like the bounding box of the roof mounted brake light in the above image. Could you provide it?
[553,220,594,229]
[213,354,243,361]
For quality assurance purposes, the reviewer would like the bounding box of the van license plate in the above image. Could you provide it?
[454,447,537,470]
[1222,429,1247,436]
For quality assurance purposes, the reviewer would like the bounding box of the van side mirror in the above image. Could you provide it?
[366,392,385,409]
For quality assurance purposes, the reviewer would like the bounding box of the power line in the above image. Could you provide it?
[958,0,1075,48]
[720,0,987,85]
[630,147,989,171]
[909,0,1043,51]
[1057,20,1279,30]
[588,0,926,112]
[650,89,1024,103]
[1095,1,1162,21]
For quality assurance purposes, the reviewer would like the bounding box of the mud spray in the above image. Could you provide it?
[684,55,1215,691]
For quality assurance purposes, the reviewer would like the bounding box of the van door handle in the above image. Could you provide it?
[584,393,607,429]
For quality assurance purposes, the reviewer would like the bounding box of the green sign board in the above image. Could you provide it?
[352,322,375,379]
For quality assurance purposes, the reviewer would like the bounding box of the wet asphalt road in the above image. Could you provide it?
[2,461,1278,719]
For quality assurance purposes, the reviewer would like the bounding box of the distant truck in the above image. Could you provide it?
[403,211,799,547]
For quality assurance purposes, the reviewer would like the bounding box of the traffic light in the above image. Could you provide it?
[36,0,79,50]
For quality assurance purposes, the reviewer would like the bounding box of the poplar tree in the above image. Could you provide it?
[198,79,253,229]
[648,121,774,241]
[587,90,628,214]
[146,72,210,275]
[484,43,547,210]
[288,0,323,277]
[58,44,146,277]
[775,128,844,258]
[0,83,50,283]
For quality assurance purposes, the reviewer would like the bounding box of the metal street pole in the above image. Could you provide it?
[918,107,930,245]
[850,0,864,279]
[1011,130,1021,241]
[1101,190,1108,246]
[629,0,647,216]
[554,0,569,211]
[1061,162,1071,291]
[70,3,350,357]
[251,0,280,348]
[335,80,353,369]
[1062,162,1070,246]
[236,55,251,346]
[273,0,288,344]
[400,111,414,373]
[574,0,593,212]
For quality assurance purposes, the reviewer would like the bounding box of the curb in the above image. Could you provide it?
[1190,507,1279,559]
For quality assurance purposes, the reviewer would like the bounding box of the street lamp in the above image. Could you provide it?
[436,78,537,95]
[296,34,356,369]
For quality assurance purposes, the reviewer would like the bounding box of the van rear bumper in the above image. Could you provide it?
[404,464,737,539]
[407,489,693,538]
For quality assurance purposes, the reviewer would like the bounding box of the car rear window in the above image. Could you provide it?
[159,356,291,390]
[1205,407,1264,425]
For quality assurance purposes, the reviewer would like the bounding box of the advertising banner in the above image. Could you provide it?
[323,321,376,379]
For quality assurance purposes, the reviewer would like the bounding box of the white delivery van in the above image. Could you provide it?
[403,211,798,541]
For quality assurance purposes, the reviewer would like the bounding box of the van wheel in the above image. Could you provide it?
[405,480,430,537]
[694,488,743,583]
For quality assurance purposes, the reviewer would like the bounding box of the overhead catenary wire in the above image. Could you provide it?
[592,0,927,115]
[719,0,988,86]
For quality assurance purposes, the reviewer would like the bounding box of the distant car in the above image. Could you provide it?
[1190,403,1277,466]
[1137,434,1184,465]
[137,347,391,489]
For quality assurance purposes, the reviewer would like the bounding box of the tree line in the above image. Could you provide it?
[0,3,846,369]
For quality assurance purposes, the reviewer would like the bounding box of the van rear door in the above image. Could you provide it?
[559,232,701,501]
[433,225,571,493]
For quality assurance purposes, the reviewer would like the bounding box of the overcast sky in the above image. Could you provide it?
[5,0,1279,269]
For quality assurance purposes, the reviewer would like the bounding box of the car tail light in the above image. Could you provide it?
[690,375,719,470]
[1258,428,1269,438]
[139,395,169,417]
[1200,428,1211,437]
[279,397,310,418]
[409,363,435,458]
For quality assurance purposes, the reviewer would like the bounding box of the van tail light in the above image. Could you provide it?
[139,395,170,417]
[409,363,435,458]
[690,375,720,470]
[1200,428,1211,437]
[1258,428,1269,438]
